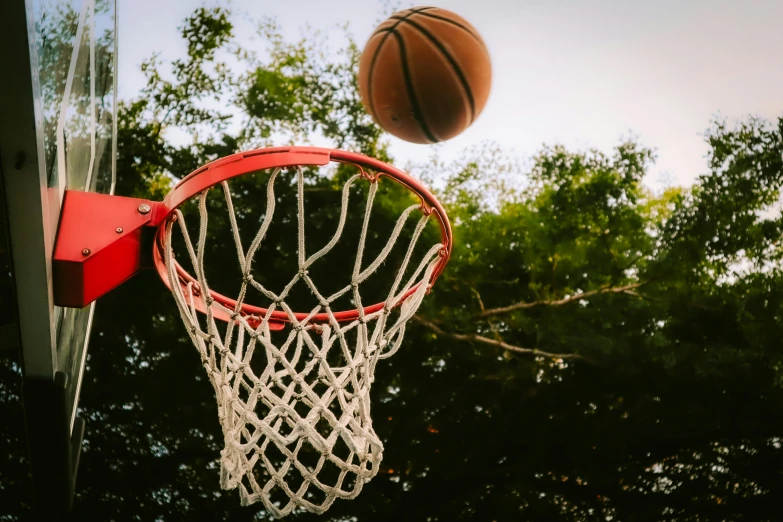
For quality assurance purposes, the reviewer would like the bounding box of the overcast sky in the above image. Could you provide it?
[119,0,783,190]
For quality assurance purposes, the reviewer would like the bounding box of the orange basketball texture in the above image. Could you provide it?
[358,7,492,144]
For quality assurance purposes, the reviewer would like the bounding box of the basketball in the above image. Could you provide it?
[358,6,492,144]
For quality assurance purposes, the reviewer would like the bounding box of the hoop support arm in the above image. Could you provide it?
[52,190,161,308]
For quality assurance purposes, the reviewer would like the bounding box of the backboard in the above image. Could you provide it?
[0,0,117,511]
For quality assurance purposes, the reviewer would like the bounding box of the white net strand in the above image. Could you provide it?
[162,165,444,517]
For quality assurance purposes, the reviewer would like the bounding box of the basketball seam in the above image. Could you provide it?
[411,11,488,51]
[365,7,435,124]
[369,6,434,39]
[391,31,438,143]
[391,17,476,124]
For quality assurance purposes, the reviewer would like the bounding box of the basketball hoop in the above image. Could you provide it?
[152,147,451,330]
[51,146,452,516]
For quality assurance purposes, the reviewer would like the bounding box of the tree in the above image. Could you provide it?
[2,5,783,521]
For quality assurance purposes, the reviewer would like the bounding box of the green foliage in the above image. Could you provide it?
[661,117,783,276]
[141,7,234,129]
[240,20,387,157]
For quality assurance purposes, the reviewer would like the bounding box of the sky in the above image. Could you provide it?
[119,0,783,190]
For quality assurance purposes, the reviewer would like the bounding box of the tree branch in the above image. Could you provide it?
[411,316,594,364]
[478,282,645,319]
[622,289,663,302]
[623,289,720,311]
[469,286,486,313]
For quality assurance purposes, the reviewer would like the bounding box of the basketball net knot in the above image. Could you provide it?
[162,166,443,517]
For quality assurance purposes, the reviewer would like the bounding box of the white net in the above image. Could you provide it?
[162,165,444,517]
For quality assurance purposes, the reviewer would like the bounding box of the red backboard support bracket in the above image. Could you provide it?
[53,190,160,308]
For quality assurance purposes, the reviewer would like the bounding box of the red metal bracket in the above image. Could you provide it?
[53,191,160,308]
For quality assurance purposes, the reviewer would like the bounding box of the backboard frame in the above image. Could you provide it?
[0,0,83,511]
[0,0,117,512]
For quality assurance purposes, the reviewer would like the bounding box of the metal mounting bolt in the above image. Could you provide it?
[137,203,151,215]
[82,248,91,256]
[115,227,123,234]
